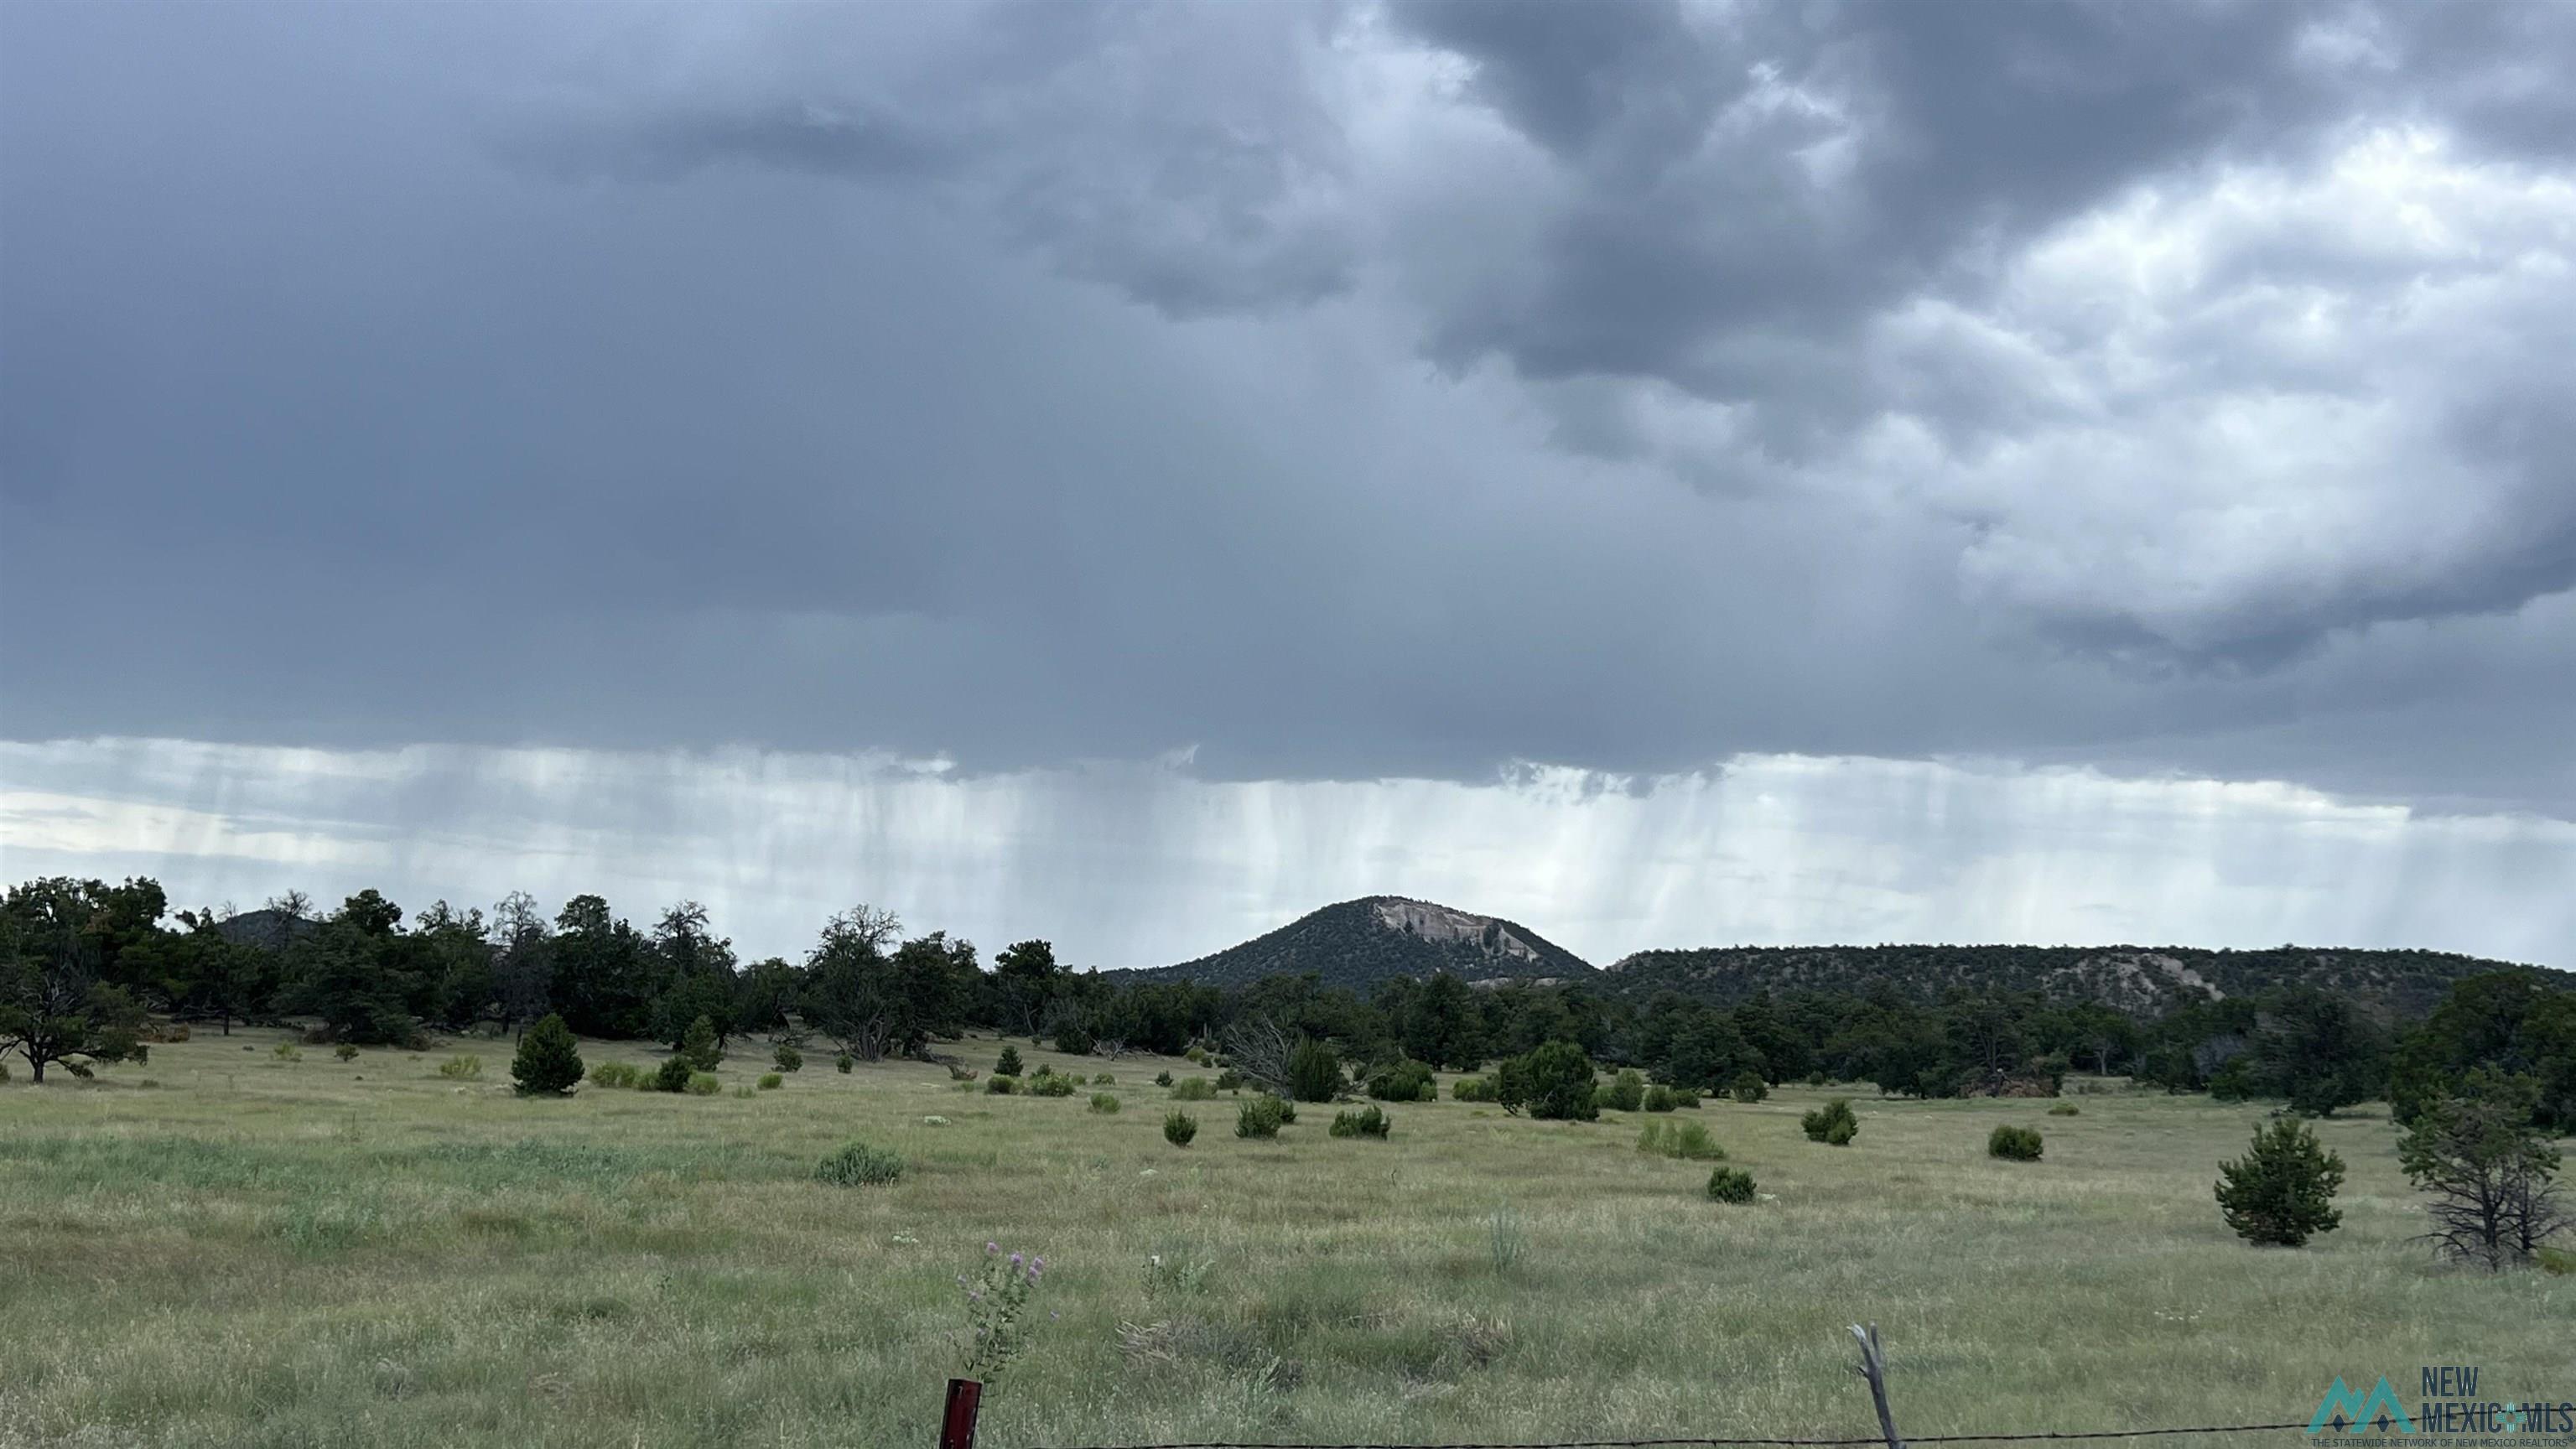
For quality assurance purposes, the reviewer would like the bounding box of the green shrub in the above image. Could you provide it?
[1329,1104,1391,1139]
[1367,1060,1436,1102]
[1514,1041,1598,1121]
[757,1072,784,1090]
[275,1042,304,1062]
[653,1056,696,1093]
[1089,1092,1119,1114]
[1706,1166,1758,1203]
[435,1052,478,1079]
[1170,1076,1215,1101]
[813,1141,905,1187]
[679,1015,723,1072]
[1638,1119,1727,1161]
[684,1072,720,1096]
[1988,1124,2044,1161]
[1053,1021,1094,1056]
[2049,1103,2080,1116]
[1029,1073,1077,1098]
[1602,1068,1646,1113]
[1453,1075,1496,1102]
[732,1083,755,1098]
[1236,1094,1291,1139]
[996,1046,1024,1078]
[1643,1084,1678,1113]
[835,1052,854,1073]
[1183,1046,1208,1065]
[1164,1110,1198,1146]
[1288,1039,1342,1103]
[510,1015,584,1096]
[1215,1068,1244,1092]
[1673,1088,1702,1109]
[1729,1072,1768,1104]
[334,1043,360,1062]
[1802,1098,1858,1145]
[1154,1069,1174,1087]
[986,1074,1021,1095]
[1805,1071,1827,1087]
[2215,1117,2345,1247]
[589,1061,643,1089]
[1092,1072,1114,1085]
[774,1044,802,1072]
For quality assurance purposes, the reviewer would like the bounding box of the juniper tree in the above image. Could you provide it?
[2215,1118,2344,1246]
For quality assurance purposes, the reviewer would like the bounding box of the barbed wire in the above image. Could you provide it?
[1015,1420,2315,1449]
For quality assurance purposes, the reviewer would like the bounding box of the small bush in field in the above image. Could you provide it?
[1988,1124,2044,1161]
[653,1056,695,1093]
[1803,1098,1859,1145]
[757,1072,784,1090]
[1643,1084,1678,1113]
[685,1072,721,1096]
[1164,1110,1198,1146]
[1089,1093,1119,1114]
[275,1042,304,1062]
[1288,1039,1342,1103]
[1453,1076,1497,1102]
[1030,1073,1076,1098]
[435,1053,478,1079]
[1236,1095,1290,1139]
[774,1044,802,1072]
[1367,1060,1436,1102]
[1330,1104,1391,1139]
[1215,1069,1244,1092]
[589,1061,642,1089]
[1171,1076,1215,1101]
[732,1083,756,1098]
[1639,1119,1726,1161]
[510,1015,584,1096]
[1729,1072,1768,1104]
[835,1053,854,1073]
[2049,1103,2080,1116]
[814,1141,904,1187]
[1805,1071,1827,1087]
[2215,1118,2345,1248]
[1602,1069,1647,1113]
[1706,1166,1758,1203]
[987,1074,1021,1095]
[1673,1088,1702,1109]
[1184,1046,1208,1065]
[1093,1072,1114,1085]
[679,1015,723,1072]
[1154,1069,1174,1087]
[334,1043,360,1062]
[996,1046,1024,1078]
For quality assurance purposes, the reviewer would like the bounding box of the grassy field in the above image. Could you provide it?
[3,1030,2569,1449]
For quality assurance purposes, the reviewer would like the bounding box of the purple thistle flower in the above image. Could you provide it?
[985,1241,998,1254]
[1009,1252,1023,1266]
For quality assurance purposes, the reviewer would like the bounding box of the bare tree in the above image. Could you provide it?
[1221,1015,1294,1094]
[490,891,555,1040]
[2399,1070,2569,1270]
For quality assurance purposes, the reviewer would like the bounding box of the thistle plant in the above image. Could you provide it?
[957,1242,1049,1384]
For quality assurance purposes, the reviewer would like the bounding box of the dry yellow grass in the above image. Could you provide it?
[3,1028,2568,1448]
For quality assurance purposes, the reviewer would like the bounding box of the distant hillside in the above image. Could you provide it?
[1130,896,1597,991]
[1605,943,2569,1019]
[213,907,319,951]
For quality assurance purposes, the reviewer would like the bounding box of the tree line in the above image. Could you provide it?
[3,875,2569,1134]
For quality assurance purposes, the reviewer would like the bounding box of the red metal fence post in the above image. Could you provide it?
[940,1378,983,1449]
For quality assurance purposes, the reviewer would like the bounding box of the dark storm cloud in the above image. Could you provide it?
[3,0,2573,820]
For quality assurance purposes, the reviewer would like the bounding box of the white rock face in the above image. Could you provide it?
[1372,897,1539,962]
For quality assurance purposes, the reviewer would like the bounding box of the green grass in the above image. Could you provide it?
[3,1030,2569,1448]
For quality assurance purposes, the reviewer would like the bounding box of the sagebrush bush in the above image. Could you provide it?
[275,1043,304,1062]
[1236,1094,1290,1139]
[653,1056,695,1093]
[1453,1076,1496,1102]
[589,1061,642,1089]
[1215,1068,1244,1092]
[1164,1110,1198,1146]
[1802,1098,1859,1145]
[1638,1119,1727,1161]
[813,1141,905,1187]
[1329,1104,1391,1139]
[334,1043,360,1062]
[684,1072,721,1096]
[1673,1088,1702,1109]
[1030,1073,1076,1098]
[1988,1124,2044,1161]
[1184,1046,1208,1064]
[1730,1072,1768,1104]
[1154,1069,1174,1087]
[1706,1166,1758,1203]
[995,1046,1024,1078]
[1093,1072,1114,1085]
[1643,1084,1678,1112]
[510,1015,584,1096]
[436,1053,478,1079]
[1602,1068,1647,1113]
[1089,1092,1119,1114]
[2049,1103,2080,1116]
[1367,1060,1436,1102]
[986,1074,1021,1095]
[757,1072,784,1091]
[1170,1076,1215,1101]
[835,1052,854,1073]
[774,1044,802,1072]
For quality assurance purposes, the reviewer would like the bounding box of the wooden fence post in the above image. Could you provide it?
[1848,1322,1905,1449]
[939,1377,983,1449]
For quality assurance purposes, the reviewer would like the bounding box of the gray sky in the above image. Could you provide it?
[4,3,2573,964]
